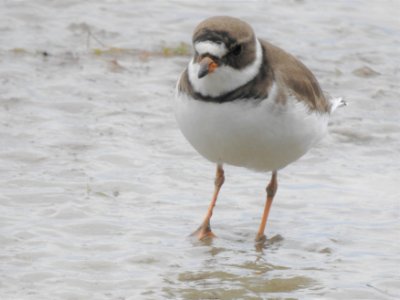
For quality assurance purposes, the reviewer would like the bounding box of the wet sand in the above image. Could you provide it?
[1,1,399,299]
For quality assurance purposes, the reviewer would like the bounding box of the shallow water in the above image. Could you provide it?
[1,0,399,299]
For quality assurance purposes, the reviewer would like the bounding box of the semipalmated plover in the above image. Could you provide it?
[175,16,345,242]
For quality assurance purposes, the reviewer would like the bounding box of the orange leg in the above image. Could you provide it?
[191,164,225,240]
[256,171,278,242]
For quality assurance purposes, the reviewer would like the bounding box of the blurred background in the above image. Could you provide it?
[0,0,399,299]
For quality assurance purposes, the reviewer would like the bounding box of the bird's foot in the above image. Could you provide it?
[255,233,267,244]
[190,222,216,240]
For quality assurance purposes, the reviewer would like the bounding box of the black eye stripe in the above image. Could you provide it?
[195,30,236,49]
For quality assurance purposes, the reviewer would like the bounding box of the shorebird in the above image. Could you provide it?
[175,16,344,242]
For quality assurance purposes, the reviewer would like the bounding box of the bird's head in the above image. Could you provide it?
[188,16,263,98]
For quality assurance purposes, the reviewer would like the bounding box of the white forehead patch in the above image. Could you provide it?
[194,41,228,58]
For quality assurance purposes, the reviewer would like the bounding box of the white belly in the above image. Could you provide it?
[174,92,329,172]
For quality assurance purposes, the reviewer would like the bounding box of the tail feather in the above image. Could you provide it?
[330,97,347,113]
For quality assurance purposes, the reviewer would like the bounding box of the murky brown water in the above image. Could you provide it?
[1,1,399,299]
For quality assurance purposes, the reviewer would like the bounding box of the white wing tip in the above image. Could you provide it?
[330,97,347,113]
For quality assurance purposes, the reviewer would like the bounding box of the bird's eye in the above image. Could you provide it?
[232,45,242,56]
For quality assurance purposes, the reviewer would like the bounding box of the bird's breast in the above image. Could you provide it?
[174,89,329,171]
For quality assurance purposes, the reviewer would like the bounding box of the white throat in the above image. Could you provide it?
[188,39,263,98]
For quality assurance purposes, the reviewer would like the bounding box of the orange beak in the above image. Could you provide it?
[198,56,218,78]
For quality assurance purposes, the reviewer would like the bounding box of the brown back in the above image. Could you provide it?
[261,40,329,112]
